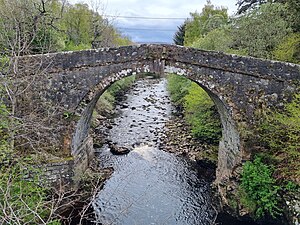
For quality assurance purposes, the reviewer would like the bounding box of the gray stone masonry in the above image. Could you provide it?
[11,44,300,207]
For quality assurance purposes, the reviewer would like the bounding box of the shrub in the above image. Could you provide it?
[184,82,221,144]
[273,33,300,64]
[167,74,221,145]
[258,94,300,181]
[0,160,61,224]
[0,95,60,224]
[240,157,281,218]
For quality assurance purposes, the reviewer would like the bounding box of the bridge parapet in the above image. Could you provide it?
[13,44,300,82]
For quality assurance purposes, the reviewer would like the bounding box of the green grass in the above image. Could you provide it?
[93,75,136,121]
[167,74,221,145]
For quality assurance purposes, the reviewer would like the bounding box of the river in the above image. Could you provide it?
[92,77,256,225]
[92,77,216,225]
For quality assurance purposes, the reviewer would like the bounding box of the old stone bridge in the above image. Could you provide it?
[14,44,300,197]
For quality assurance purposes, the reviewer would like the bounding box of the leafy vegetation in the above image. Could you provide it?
[167,74,221,145]
[173,0,300,220]
[0,93,60,223]
[191,27,233,52]
[93,75,136,120]
[60,2,132,51]
[184,82,221,144]
[231,3,291,59]
[240,157,281,219]
[166,74,191,108]
[237,0,300,33]
[0,98,12,162]
[178,1,299,63]
[0,0,298,222]
[184,1,228,46]
[0,0,132,55]
[258,94,300,182]
[0,161,60,224]
[0,0,134,223]
[273,33,300,63]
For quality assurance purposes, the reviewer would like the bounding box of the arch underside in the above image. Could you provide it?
[72,59,242,182]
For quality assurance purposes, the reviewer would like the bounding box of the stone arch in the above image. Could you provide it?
[71,61,241,184]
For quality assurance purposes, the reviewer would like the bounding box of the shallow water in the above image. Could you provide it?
[93,78,216,225]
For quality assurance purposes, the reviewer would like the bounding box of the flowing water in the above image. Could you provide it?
[93,77,217,225]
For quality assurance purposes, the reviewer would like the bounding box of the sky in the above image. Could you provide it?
[70,0,238,44]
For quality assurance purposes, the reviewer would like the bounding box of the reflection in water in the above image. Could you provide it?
[93,78,216,225]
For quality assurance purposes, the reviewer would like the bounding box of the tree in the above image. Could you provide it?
[60,2,130,50]
[237,0,268,14]
[184,0,228,46]
[173,22,186,46]
[0,0,65,55]
[231,3,291,59]
[286,0,300,33]
[237,0,300,33]
[191,27,233,52]
[62,3,93,48]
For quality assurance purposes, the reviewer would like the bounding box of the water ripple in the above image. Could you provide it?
[94,78,216,225]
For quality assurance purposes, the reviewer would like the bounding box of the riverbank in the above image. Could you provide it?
[91,76,251,224]
[158,112,217,168]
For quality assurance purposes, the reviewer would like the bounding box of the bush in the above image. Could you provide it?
[184,82,221,144]
[0,160,61,224]
[258,94,300,181]
[0,94,60,224]
[240,157,281,219]
[167,74,221,145]
[273,33,300,64]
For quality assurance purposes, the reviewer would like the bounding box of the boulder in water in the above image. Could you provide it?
[108,142,131,155]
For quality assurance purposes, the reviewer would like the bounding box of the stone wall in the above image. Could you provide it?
[42,160,74,184]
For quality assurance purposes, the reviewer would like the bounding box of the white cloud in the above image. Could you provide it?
[69,0,237,43]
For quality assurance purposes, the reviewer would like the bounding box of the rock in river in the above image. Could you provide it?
[108,142,131,155]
